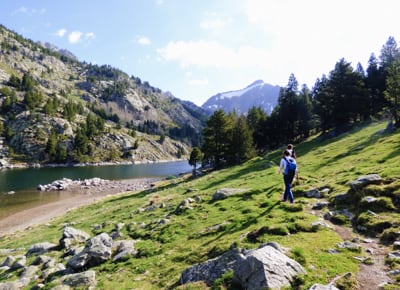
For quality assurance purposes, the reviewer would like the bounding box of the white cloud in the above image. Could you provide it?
[13,6,45,16]
[68,31,83,44]
[85,32,96,40]
[56,28,67,37]
[188,78,209,86]
[136,36,151,46]
[200,18,226,30]
[158,40,271,69]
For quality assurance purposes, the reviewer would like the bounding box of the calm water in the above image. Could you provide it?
[0,161,192,219]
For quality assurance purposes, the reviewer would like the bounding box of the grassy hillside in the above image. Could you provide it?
[0,121,399,289]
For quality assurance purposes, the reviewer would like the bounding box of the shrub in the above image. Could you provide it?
[334,272,359,290]
[360,196,396,212]
[291,247,307,265]
[380,228,400,244]
[330,214,350,225]
[267,225,289,236]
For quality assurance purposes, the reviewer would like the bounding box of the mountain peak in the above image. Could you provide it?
[202,81,280,115]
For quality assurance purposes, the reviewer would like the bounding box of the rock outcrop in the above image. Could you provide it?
[181,244,306,289]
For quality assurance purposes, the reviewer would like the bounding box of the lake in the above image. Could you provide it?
[0,160,192,220]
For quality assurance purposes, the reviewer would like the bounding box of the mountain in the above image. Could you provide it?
[202,80,280,115]
[37,41,78,61]
[0,24,207,166]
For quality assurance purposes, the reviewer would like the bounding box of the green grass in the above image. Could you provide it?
[0,121,399,289]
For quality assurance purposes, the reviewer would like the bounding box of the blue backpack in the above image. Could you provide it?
[284,157,297,177]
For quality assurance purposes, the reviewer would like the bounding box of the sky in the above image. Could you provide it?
[1,0,400,106]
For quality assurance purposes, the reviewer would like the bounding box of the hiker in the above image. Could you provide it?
[278,149,298,203]
[287,144,297,159]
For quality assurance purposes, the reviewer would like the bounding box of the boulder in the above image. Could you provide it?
[349,174,382,191]
[67,233,112,270]
[212,188,247,201]
[234,245,306,290]
[59,270,96,288]
[180,243,306,289]
[60,226,91,249]
[112,240,137,262]
[1,256,16,268]
[309,284,340,290]
[26,242,57,256]
[181,248,241,285]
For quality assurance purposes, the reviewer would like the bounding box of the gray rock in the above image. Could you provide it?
[112,240,137,262]
[309,284,339,290]
[333,192,350,202]
[59,270,96,288]
[10,255,26,270]
[337,241,360,251]
[363,196,377,203]
[60,227,91,250]
[212,188,246,201]
[0,281,23,290]
[32,255,55,268]
[67,233,112,270]
[349,174,382,191]
[313,201,330,210]
[26,242,57,256]
[323,211,334,220]
[21,265,40,280]
[304,189,322,198]
[181,248,241,285]
[180,243,305,289]
[234,245,306,290]
[41,263,66,280]
[388,251,400,259]
[1,256,16,268]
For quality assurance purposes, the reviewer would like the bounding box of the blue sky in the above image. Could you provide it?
[1,0,400,106]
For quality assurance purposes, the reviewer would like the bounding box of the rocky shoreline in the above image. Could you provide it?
[0,158,186,170]
[36,177,161,194]
[0,177,162,236]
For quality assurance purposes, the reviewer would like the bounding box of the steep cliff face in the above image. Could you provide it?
[0,25,205,166]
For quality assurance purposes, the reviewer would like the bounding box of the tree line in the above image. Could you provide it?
[190,36,400,170]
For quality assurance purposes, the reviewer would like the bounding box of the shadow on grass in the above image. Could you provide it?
[201,159,271,190]
[200,199,281,247]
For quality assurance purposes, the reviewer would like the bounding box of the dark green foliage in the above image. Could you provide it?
[7,74,21,88]
[24,89,43,110]
[360,197,396,212]
[380,228,400,244]
[21,72,36,92]
[189,147,203,175]
[291,247,307,265]
[330,214,350,225]
[202,110,232,168]
[202,110,256,168]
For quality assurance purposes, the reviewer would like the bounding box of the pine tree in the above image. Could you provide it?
[189,147,203,177]
[202,110,232,168]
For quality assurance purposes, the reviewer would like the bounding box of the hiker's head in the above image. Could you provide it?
[283,150,291,157]
[287,144,294,150]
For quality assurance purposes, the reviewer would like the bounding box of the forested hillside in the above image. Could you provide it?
[199,36,400,169]
[0,25,207,166]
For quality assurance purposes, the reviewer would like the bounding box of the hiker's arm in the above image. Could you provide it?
[278,159,284,174]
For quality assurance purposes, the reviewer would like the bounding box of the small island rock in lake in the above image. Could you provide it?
[37,177,107,192]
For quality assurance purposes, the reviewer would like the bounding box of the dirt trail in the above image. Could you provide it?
[332,224,392,289]
[310,206,393,289]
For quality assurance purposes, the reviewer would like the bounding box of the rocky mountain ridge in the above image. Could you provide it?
[0,24,207,166]
[202,80,280,115]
